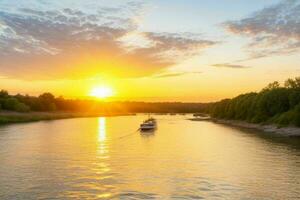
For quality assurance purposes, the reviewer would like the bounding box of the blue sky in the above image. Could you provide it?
[141,0,281,33]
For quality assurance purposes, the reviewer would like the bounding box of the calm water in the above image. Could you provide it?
[0,115,299,199]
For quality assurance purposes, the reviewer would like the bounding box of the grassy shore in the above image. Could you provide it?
[0,111,133,125]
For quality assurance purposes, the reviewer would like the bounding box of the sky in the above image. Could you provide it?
[0,0,299,102]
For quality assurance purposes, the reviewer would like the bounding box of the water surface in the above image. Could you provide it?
[0,115,299,199]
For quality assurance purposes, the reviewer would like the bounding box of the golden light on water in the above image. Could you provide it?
[90,86,114,99]
[97,117,109,158]
[98,117,106,142]
[96,116,111,198]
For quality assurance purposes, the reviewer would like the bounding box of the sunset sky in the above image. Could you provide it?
[0,0,299,102]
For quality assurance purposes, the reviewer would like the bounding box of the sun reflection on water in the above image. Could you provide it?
[97,117,109,160]
[95,117,113,198]
[98,117,106,142]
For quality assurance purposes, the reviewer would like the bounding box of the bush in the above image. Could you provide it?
[14,103,30,112]
[2,98,30,112]
[0,90,8,98]
[251,112,268,123]
[3,98,19,110]
[288,89,300,108]
[256,88,290,117]
[48,103,57,111]
[292,104,300,126]
[272,112,293,126]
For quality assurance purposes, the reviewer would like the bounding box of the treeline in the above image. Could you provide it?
[0,90,207,113]
[208,77,300,127]
[0,91,58,112]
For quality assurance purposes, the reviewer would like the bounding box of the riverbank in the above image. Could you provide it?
[0,111,133,125]
[189,117,300,137]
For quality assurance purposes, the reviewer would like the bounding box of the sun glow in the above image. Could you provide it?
[90,86,114,99]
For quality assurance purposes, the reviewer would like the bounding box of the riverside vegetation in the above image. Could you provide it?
[0,90,206,114]
[0,90,206,124]
[208,77,300,127]
[1,77,300,128]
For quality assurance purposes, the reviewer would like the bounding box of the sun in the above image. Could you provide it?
[90,86,114,99]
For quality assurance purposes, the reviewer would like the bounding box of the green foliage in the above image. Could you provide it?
[262,81,280,91]
[257,88,290,117]
[3,98,19,110]
[209,77,300,127]
[47,103,57,111]
[38,93,57,111]
[14,103,30,112]
[1,97,31,112]
[284,77,300,89]
[0,90,8,98]
[288,90,300,108]
[0,91,57,112]
[39,93,55,102]
[292,104,300,126]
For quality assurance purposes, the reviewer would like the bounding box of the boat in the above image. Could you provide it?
[140,117,157,131]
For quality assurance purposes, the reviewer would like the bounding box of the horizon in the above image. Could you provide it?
[1,0,299,101]
[3,76,296,103]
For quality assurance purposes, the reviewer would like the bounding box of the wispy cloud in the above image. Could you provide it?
[212,63,249,69]
[224,0,300,59]
[154,71,202,78]
[0,1,216,80]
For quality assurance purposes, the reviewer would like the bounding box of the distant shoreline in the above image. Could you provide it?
[189,117,300,137]
[0,111,134,125]
[2,111,300,137]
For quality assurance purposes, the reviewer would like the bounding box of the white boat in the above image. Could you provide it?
[140,118,157,131]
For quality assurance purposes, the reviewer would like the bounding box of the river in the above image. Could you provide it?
[0,114,299,199]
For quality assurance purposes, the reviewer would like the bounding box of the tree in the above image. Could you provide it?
[39,93,55,102]
[0,90,8,98]
[14,103,30,112]
[263,81,280,91]
[48,103,57,111]
[208,78,300,127]
[288,90,300,108]
[3,98,19,110]
[293,104,300,126]
[38,93,57,111]
[284,77,300,89]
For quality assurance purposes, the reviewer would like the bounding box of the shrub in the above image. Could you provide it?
[3,98,19,110]
[292,104,300,127]
[14,103,30,112]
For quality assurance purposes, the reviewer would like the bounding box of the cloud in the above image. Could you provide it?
[224,0,300,58]
[0,1,216,80]
[154,71,202,78]
[212,63,249,69]
[145,32,216,63]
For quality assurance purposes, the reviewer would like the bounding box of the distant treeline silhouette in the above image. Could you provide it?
[2,77,300,127]
[0,90,207,114]
[208,77,300,127]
